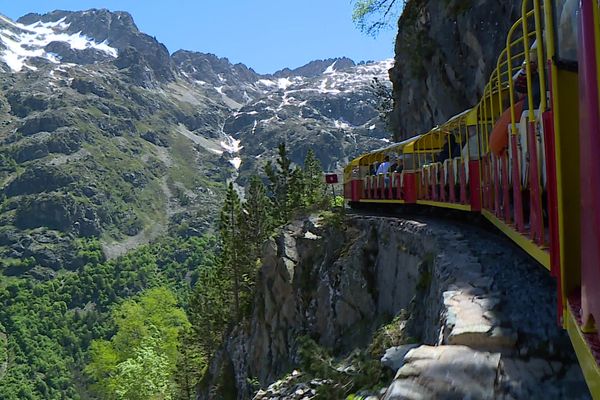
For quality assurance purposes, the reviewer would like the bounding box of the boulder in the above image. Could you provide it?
[382,345,501,400]
[381,344,420,372]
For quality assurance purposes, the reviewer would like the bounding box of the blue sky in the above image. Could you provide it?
[2,0,398,74]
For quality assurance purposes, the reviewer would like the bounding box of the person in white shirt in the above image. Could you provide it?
[376,156,391,175]
[376,156,392,195]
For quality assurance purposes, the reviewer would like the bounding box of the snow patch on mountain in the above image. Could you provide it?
[323,60,337,74]
[0,15,118,72]
[221,135,244,170]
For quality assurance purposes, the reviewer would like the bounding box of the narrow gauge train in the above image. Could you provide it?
[343,0,600,396]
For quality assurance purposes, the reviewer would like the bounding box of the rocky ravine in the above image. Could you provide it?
[201,215,590,399]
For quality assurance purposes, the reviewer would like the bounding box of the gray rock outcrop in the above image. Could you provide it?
[200,215,590,399]
[389,0,521,139]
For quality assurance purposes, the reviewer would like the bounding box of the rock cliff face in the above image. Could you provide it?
[201,215,590,399]
[389,0,521,139]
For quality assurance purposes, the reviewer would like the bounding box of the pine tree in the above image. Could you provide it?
[265,143,294,223]
[303,149,325,206]
[173,329,205,400]
[219,183,245,320]
[243,175,272,261]
[187,263,230,357]
[288,167,306,209]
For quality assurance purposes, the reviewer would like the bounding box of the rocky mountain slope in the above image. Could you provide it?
[224,59,393,175]
[0,9,391,273]
[389,0,521,139]
[201,215,590,399]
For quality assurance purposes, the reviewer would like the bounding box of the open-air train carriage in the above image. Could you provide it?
[343,0,600,396]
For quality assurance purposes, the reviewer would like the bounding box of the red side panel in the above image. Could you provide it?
[579,0,600,333]
[493,156,501,217]
[527,120,545,245]
[459,162,468,204]
[469,160,481,211]
[440,165,446,202]
[543,109,562,321]
[404,173,417,203]
[350,180,363,202]
[449,164,456,203]
[344,181,352,200]
[501,154,511,223]
[510,136,525,232]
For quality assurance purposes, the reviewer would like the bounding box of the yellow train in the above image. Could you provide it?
[343,0,600,396]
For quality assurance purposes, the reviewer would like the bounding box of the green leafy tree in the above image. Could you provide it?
[352,0,405,36]
[86,287,189,399]
[112,335,173,400]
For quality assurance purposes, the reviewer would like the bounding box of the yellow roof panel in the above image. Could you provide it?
[402,137,420,154]
[414,129,447,153]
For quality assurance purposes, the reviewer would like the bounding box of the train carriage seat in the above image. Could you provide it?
[431,163,440,184]
[452,158,460,183]
[443,159,450,184]
[442,158,460,185]
[517,110,548,189]
[422,164,431,183]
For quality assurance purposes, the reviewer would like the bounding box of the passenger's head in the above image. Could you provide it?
[384,155,390,162]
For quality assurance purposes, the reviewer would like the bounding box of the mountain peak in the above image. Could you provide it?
[272,57,356,78]
[17,9,138,38]
[2,9,175,84]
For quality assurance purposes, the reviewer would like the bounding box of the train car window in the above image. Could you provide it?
[553,0,579,69]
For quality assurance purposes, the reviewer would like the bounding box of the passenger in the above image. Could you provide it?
[489,99,525,156]
[514,42,541,112]
[438,135,461,163]
[490,42,541,156]
[377,156,392,193]
[376,156,391,175]
[370,162,379,176]
[396,160,404,174]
